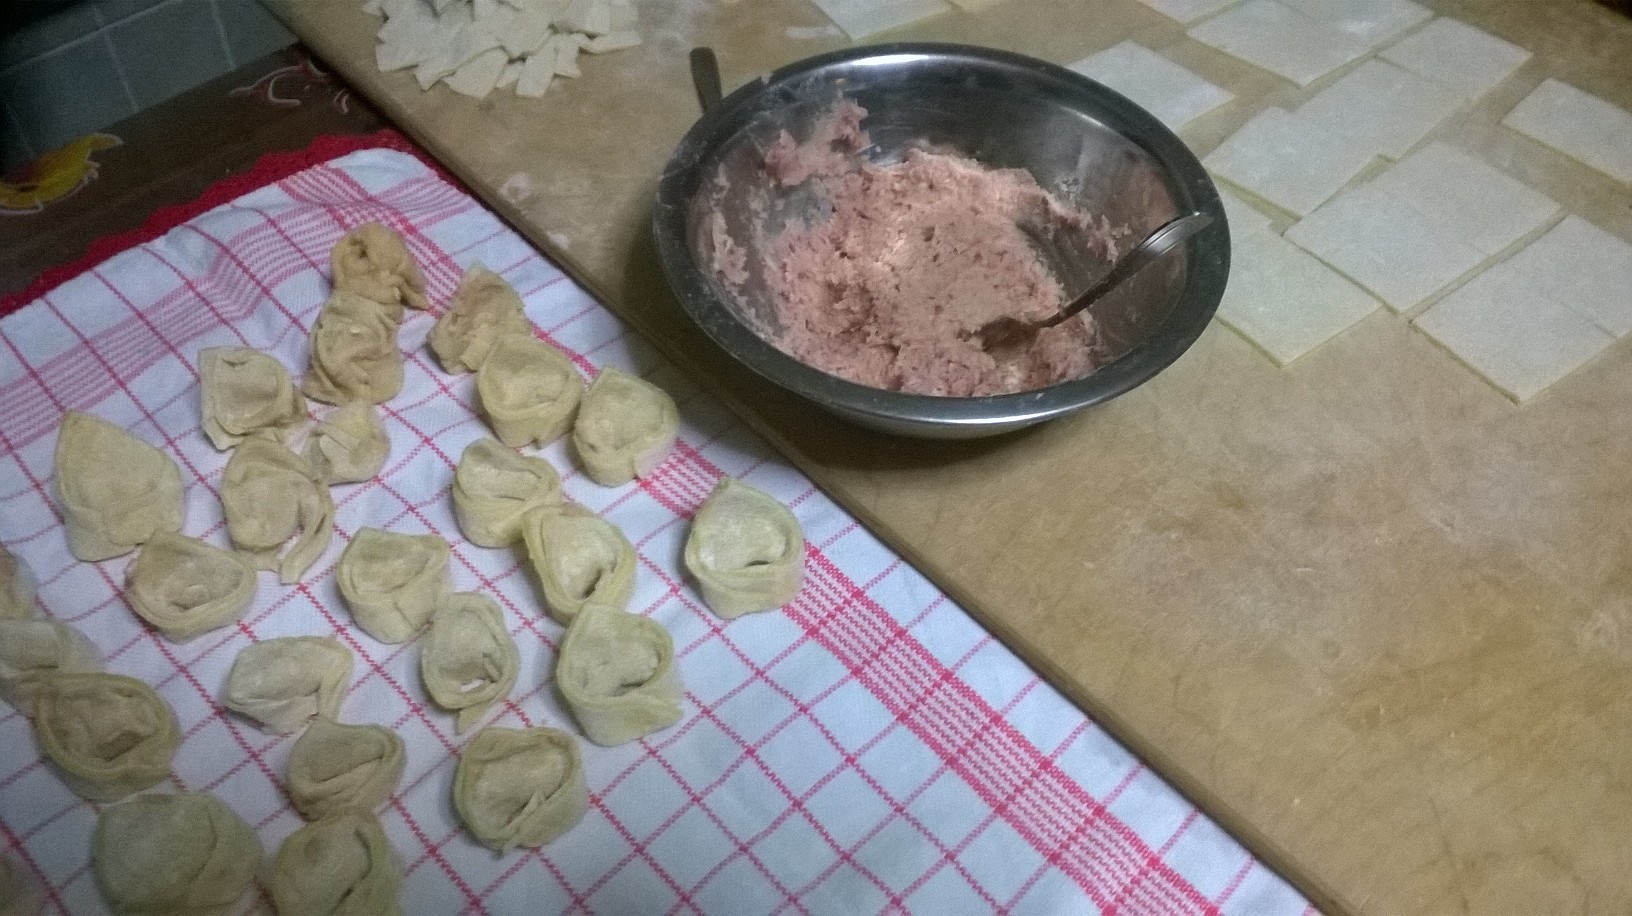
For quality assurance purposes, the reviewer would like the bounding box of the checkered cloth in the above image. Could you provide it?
[0,147,1314,915]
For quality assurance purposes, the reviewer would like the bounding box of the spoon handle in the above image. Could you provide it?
[1040,211,1213,329]
[690,47,724,113]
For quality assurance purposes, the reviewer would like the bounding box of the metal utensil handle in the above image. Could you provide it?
[690,47,724,112]
[1041,211,1213,329]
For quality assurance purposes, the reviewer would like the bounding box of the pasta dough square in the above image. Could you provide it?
[1367,142,1559,256]
[1278,0,1430,49]
[1187,0,1370,87]
[1484,216,1632,338]
[1203,107,1376,216]
[1215,230,1381,366]
[808,0,952,40]
[1135,0,1242,25]
[1067,42,1235,131]
[1502,78,1632,185]
[1294,59,1463,159]
[1379,17,1532,100]
[1217,186,1273,236]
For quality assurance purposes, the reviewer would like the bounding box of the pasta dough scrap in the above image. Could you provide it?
[0,617,100,714]
[198,346,308,450]
[421,592,520,733]
[476,333,583,447]
[453,726,588,851]
[451,437,562,548]
[125,532,256,642]
[93,792,261,916]
[270,808,403,916]
[0,544,36,619]
[572,368,679,487]
[556,602,682,746]
[427,264,534,373]
[54,411,185,562]
[303,292,407,406]
[331,222,429,312]
[305,403,392,484]
[338,528,452,644]
[32,672,178,801]
[224,636,353,734]
[520,505,636,624]
[286,717,406,821]
[684,478,805,619]
[221,437,335,584]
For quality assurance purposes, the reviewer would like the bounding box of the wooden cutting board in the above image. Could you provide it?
[270,0,1632,911]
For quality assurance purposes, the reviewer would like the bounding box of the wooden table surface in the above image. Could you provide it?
[270,0,1632,911]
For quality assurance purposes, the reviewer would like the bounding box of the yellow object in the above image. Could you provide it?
[0,133,121,214]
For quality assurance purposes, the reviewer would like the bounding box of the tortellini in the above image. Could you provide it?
[303,292,405,406]
[270,809,403,916]
[198,346,307,450]
[451,438,562,548]
[476,334,583,448]
[32,672,178,801]
[427,264,533,374]
[93,792,261,916]
[572,368,679,487]
[224,636,353,734]
[1,543,37,619]
[520,506,636,624]
[221,437,334,584]
[124,532,256,642]
[305,403,391,484]
[331,222,429,313]
[54,410,184,562]
[453,726,588,851]
[683,478,805,619]
[285,717,405,820]
[0,617,99,714]
[421,592,519,733]
[556,602,682,746]
[337,528,451,644]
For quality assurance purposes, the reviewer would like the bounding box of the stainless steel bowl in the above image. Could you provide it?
[654,43,1230,439]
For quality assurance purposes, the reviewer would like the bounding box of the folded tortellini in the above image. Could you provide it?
[93,791,261,916]
[221,437,335,584]
[520,505,636,624]
[303,292,406,407]
[428,264,533,374]
[305,403,391,484]
[270,808,403,916]
[125,532,256,642]
[224,636,352,734]
[572,368,679,487]
[421,592,519,734]
[331,222,429,313]
[286,717,406,820]
[556,602,682,746]
[451,438,562,548]
[338,528,451,644]
[33,672,178,801]
[683,478,805,619]
[199,346,307,450]
[55,410,185,562]
[1,543,37,619]
[476,334,583,447]
[0,617,99,714]
[453,726,588,851]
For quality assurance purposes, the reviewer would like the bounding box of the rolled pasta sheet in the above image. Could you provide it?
[33,672,178,801]
[684,478,805,619]
[520,505,636,624]
[421,592,519,734]
[93,792,261,916]
[0,544,35,619]
[221,437,334,584]
[451,437,562,548]
[337,528,452,644]
[224,636,353,734]
[428,264,534,374]
[306,403,391,484]
[270,808,403,916]
[475,334,583,447]
[331,222,429,312]
[572,368,679,487]
[125,532,256,642]
[0,617,100,714]
[556,602,682,746]
[303,292,406,406]
[286,717,406,820]
[0,851,43,916]
[198,346,308,450]
[453,726,588,851]
[54,411,184,562]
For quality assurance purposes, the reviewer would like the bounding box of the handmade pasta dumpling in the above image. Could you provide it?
[572,368,679,487]
[331,222,428,312]
[556,602,682,746]
[199,346,307,450]
[452,438,562,548]
[520,506,636,624]
[224,636,352,734]
[55,411,184,562]
[221,437,334,584]
[1,544,37,619]
[270,809,402,916]
[476,334,583,447]
[421,592,519,733]
[428,264,533,373]
[453,726,587,851]
[285,717,405,820]
[305,403,391,484]
[338,529,451,644]
[303,292,405,406]
[33,672,178,801]
[684,478,805,619]
[93,792,261,916]
[0,617,99,714]
[125,532,256,642]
